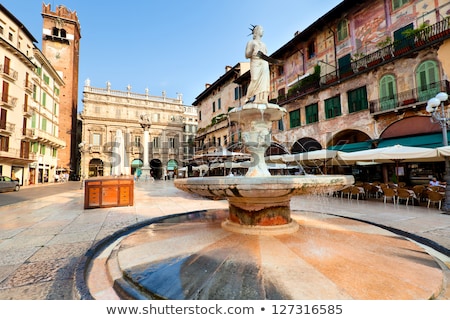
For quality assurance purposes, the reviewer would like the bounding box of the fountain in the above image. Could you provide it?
[80,26,447,300]
[175,25,353,235]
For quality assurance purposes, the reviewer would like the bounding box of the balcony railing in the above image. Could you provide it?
[369,80,450,114]
[0,95,18,109]
[0,64,18,81]
[276,19,450,105]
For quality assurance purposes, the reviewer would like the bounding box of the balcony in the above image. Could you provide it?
[276,18,450,105]
[0,64,18,81]
[30,129,66,148]
[0,121,15,135]
[369,80,450,115]
[0,95,18,110]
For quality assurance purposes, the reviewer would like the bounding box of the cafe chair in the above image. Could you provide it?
[427,191,443,210]
[383,188,396,204]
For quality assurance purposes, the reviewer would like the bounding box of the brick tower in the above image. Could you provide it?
[41,4,81,176]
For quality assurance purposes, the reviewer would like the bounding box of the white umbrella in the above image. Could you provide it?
[338,144,441,180]
[337,144,439,163]
[437,146,450,157]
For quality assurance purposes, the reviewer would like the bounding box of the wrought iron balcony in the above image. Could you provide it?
[369,80,450,114]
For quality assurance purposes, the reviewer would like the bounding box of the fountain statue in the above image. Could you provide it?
[174,25,354,235]
[80,26,447,301]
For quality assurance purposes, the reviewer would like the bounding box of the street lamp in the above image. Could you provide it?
[426,91,449,213]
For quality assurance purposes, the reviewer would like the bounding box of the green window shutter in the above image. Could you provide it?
[379,75,397,110]
[305,103,319,124]
[348,87,368,113]
[289,109,301,128]
[325,96,341,119]
[416,60,440,101]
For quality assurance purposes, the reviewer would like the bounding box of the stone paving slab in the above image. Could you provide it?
[0,180,448,300]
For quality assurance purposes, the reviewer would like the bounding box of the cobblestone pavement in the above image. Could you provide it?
[0,180,448,299]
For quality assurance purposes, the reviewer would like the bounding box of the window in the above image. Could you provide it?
[277,65,284,76]
[153,136,160,148]
[2,81,8,103]
[0,108,6,129]
[348,86,368,113]
[416,60,440,101]
[43,74,50,85]
[0,136,9,152]
[392,0,409,10]
[379,75,397,110]
[337,20,349,41]
[278,119,284,131]
[308,41,316,59]
[218,98,221,110]
[325,96,342,119]
[41,117,47,131]
[305,103,319,124]
[134,136,141,147]
[199,111,202,121]
[289,109,301,128]
[42,92,47,107]
[40,144,46,155]
[169,137,176,149]
[92,133,101,146]
[212,101,216,112]
[234,87,242,100]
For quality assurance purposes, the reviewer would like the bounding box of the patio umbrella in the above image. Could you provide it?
[437,146,450,157]
[266,149,346,173]
[337,144,441,180]
[337,144,439,163]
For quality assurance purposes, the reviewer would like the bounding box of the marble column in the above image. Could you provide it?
[139,114,152,179]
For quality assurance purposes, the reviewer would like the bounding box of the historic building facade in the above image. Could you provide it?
[267,0,450,182]
[195,0,450,182]
[0,4,65,185]
[193,63,249,153]
[41,3,81,176]
[79,81,197,179]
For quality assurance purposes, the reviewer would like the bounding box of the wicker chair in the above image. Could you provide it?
[427,191,443,210]
[383,188,396,204]
[396,188,413,206]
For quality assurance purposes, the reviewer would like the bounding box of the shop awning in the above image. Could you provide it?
[328,141,373,152]
[378,132,450,148]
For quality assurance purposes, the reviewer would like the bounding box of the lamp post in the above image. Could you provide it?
[426,91,450,213]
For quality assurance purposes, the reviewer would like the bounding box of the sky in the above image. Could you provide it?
[3,0,343,109]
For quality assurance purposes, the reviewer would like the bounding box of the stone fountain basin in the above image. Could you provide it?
[174,175,354,199]
[228,102,286,123]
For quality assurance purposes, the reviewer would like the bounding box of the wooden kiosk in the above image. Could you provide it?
[84,176,134,209]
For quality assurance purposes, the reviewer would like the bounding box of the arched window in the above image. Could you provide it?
[337,20,348,41]
[379,75,397,110]
[416,60,440,101]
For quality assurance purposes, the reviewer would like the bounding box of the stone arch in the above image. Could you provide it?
[380,115,440,139]
[88,158,104,177]
[327,129,373,151]
[150,159,163,179]
[291,137,322,154]
[265,142,289,156]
